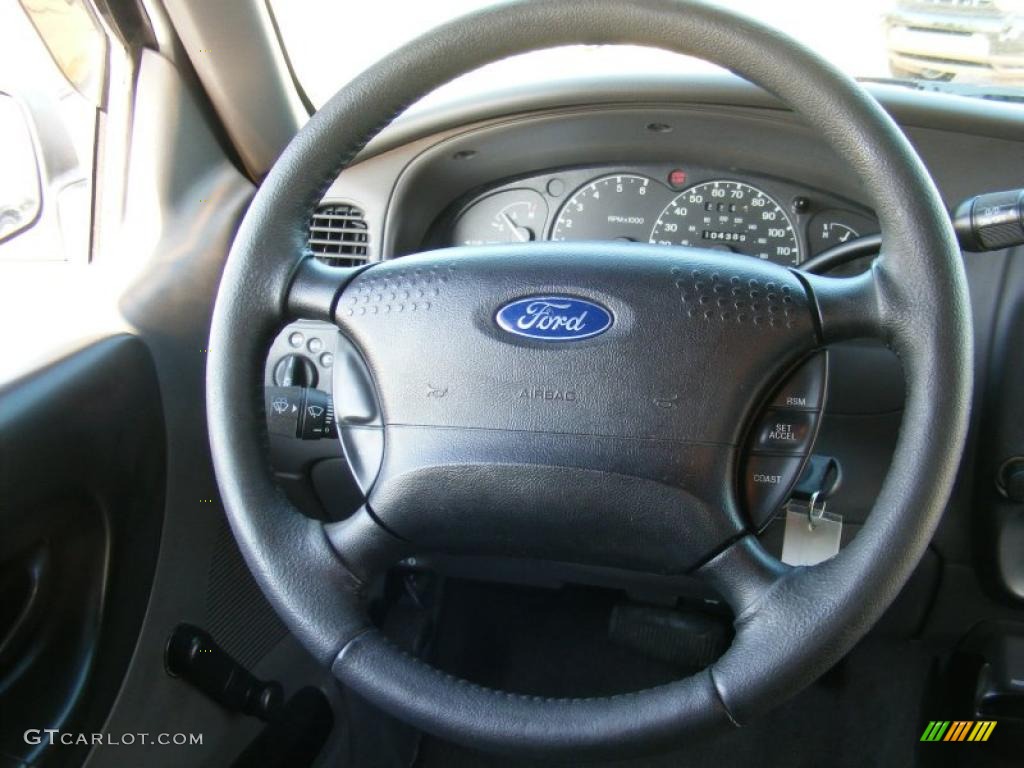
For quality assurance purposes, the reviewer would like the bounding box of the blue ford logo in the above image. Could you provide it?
[495,296,612,341]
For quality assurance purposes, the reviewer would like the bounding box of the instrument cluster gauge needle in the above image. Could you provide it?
[501,210,533,242]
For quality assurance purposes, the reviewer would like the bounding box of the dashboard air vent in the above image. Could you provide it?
[308,204,369,267]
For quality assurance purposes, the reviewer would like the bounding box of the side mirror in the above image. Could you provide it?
[0,93,42,244]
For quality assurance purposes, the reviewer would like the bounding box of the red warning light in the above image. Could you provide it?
[668,169,687,189]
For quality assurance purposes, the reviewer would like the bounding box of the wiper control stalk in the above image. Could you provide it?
[953,189,1024,253]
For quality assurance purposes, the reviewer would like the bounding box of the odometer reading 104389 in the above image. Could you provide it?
[649,180,801,265]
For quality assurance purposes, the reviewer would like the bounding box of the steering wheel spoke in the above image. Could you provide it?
[284,255,367,323]
[802,267,887,344]
[697,535,791,619]
[323,505,410,585]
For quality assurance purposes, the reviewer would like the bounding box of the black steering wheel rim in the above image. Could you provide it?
[207,0,972,758]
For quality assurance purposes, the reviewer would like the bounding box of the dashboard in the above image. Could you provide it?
[443,163,878,267]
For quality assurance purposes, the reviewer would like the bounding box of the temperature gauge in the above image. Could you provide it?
[452,189,548,246]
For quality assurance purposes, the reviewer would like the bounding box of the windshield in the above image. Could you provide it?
[270,0,1024,110]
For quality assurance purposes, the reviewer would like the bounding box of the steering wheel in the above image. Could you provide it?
[207,0,972,758]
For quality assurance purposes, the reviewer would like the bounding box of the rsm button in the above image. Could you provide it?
[770,353,826,411]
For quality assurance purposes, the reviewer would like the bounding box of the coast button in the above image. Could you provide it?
[743,454,804,528]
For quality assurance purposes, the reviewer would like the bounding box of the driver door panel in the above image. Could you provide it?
[0,335,165,767]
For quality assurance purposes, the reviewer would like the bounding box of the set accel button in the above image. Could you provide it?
[752,409,816,454]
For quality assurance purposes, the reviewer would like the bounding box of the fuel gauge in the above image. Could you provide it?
[452,189,548,246]
[808,209,879,256]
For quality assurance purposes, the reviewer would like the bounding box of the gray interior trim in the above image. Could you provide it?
[159,0,307,179]
[362,73,1024,162]
[83,50,264,767]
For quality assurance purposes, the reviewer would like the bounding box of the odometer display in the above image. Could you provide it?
[649,180,801,265]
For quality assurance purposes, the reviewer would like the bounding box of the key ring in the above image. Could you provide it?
[807,490,827,531]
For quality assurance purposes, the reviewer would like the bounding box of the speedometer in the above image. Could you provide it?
[649,180,801,265]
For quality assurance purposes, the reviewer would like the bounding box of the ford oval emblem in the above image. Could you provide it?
[495,296,613,341]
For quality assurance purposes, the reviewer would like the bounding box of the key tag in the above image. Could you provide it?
[781,490,843,566]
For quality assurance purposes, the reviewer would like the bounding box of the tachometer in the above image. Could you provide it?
[551,174,663,242]
[649,180,801,265]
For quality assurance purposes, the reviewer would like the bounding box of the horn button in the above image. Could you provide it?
[331,244,819,573]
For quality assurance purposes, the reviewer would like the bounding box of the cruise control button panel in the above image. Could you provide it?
[741,352,828,530]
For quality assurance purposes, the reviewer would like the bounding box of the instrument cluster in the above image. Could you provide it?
[446,164,877,267]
